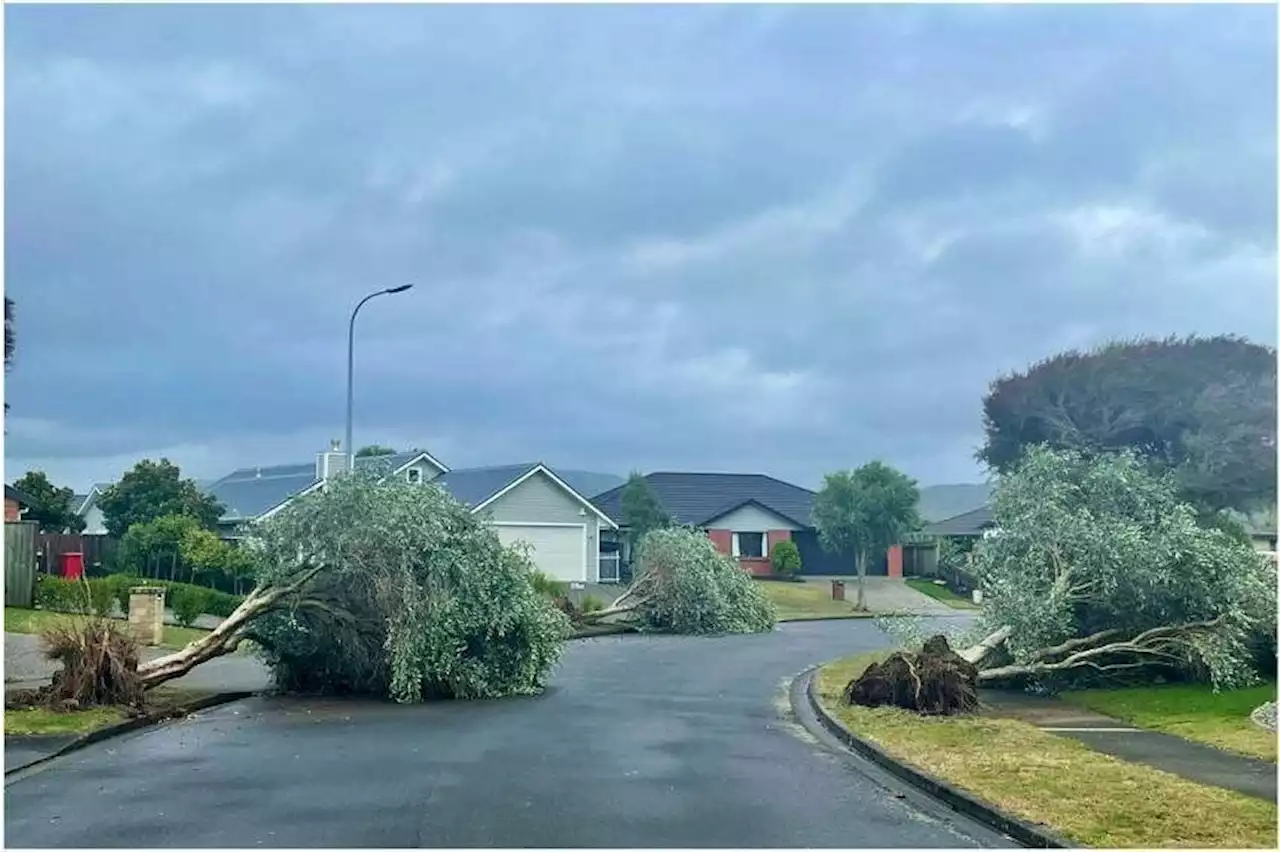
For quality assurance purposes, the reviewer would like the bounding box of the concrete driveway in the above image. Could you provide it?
[4,620,1004,848]
[800,576,966,615]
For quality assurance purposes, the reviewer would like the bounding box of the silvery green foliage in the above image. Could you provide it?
[246,473,570,702]
[635,527,776,634]
[873,614,986,651]
[971,446,1276,689]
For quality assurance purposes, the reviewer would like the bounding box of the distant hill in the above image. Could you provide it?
[917,483,993,523]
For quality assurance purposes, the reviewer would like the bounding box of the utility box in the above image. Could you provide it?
[831,580,846,602]
[129,586,166,647]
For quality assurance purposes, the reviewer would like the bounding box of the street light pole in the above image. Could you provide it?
[346,284,414,471]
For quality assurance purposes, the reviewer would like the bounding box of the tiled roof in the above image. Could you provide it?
[922,504,995,537]
[591,472,817,528]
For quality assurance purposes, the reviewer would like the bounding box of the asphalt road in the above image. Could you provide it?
[5,619,1010,848]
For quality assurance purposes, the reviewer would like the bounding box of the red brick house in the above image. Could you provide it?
[592,472,903,578]
[5,484,33,523]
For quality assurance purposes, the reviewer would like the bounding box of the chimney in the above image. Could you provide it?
[316,439,351,481]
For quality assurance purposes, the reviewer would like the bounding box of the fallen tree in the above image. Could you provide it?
[581,527,776,634]
[937,447,1277,692]
[137,474,570,701]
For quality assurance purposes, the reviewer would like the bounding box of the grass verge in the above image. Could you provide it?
[904,577,980,610]
[4,686,214,736]
[759,581,876,621]
[5,607,209,651]
[815,652,1278,849]
[1058,682,1277,762]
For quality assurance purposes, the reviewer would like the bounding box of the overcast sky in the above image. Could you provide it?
[5,4,1276,493]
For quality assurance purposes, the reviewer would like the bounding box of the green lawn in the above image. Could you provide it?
[1059,682,1277,762]
[904,577,980,609]
[4,686,213,736]
[4,607,209,651]
[757,581,876,621]
[816,653,1277,849]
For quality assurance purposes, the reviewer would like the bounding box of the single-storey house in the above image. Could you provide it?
[201,443,625,583]
[5,484,33,522]
[590,472,895,578]
[921,504,996,539]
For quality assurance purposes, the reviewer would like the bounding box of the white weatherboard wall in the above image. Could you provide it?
[482,470,601,581]
[401,459,446,485]
[706,503,803,532]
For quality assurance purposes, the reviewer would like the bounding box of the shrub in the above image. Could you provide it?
[169,584,212,628]
[579,595,605,614]
[245,473,571,702]
[527,569,567,600]
[770,539,802,578]
[35,575,112,616]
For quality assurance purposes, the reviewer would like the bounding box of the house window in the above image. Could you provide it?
[406,468,422,484]
[733,532,765,559]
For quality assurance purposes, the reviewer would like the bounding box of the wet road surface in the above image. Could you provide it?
[5,619,1011,848]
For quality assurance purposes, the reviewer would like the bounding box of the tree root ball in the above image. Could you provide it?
[843,635,980,715]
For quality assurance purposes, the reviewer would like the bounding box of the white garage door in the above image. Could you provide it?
[495,524,586,582]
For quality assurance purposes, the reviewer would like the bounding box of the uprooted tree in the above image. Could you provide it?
[581,526,777,635]
[846,446,1276,712]
[136,473,570,701]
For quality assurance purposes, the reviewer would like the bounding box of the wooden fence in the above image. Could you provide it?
[36,532,117,576]
[5,521,38,607]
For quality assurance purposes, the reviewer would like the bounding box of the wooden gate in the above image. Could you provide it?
[5,521,38,607]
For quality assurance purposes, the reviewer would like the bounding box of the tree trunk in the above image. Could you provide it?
[855,549,867,611]
[957,626,1012,666]
[137,564,324,690]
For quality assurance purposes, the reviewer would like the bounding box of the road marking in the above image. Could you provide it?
[1039,726,1141,732]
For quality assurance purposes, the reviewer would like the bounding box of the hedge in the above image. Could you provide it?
[33,574,243,621]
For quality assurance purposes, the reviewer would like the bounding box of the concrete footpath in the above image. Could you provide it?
[4,632,271,696]
[981,689,1277,802]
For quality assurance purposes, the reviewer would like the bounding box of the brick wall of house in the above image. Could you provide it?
[5,498,20,523]
[708,528,795,575]
[887,544,903,578]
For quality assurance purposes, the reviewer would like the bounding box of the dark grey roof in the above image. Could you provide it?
[433,463,538,507]
[923,504,995,537]
[353,450,443,477]
[69,493,88,512]
[6,484,34,506]
[592,472,817,528]
[555,470,626,498]
[433,463,624,513]
[205,464,318,522]
[917,483,993,523]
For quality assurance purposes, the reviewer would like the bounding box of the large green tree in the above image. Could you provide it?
[619,472,673,555]
[812,462,921,610]
[979,335,1277,514]
[11,471,85,533]
[965,446,1275,689]
[97,459,224,539]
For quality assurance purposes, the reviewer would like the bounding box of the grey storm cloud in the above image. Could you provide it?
[4,3,1275,492]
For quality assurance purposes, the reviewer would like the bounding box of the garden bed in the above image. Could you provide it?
[815,652,1277,848]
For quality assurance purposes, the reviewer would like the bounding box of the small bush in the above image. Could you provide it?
[527,569,567,599]
[170,584,212,628]
[770,540,802,578]
[35,575,112,616]
[579,595,605,614]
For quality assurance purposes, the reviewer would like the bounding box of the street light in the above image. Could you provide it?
[346,284,414,470]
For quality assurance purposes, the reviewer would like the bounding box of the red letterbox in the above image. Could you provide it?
[60,552,85,580]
